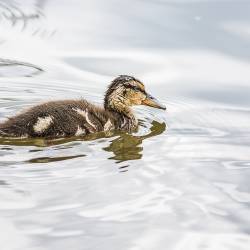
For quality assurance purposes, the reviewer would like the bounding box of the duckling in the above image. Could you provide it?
[0,75,166,138]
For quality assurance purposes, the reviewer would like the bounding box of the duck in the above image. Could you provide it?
[0,75,166,138]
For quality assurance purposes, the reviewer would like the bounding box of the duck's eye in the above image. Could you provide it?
[133,87,141,92]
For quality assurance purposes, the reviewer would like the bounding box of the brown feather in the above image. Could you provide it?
[0,75,162,138]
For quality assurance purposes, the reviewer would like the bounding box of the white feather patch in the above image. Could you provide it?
[104,119,114,131]
[73,108,96,129]
[33,116,53,133]
[75,126,85,136]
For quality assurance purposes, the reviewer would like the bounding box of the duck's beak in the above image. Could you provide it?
[142,93,166,110]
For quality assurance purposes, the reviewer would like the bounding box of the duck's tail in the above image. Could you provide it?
[0,128,9,137]
[0,120,28,138]
[0,122,14,137]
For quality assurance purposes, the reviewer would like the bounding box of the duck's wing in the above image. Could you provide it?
[0,100,94,138]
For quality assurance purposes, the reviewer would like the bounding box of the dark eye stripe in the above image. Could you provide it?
[128,86,145,94]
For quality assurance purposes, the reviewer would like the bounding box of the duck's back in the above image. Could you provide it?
[0,100,114,138]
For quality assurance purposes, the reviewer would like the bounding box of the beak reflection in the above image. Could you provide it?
[142,93,166,110]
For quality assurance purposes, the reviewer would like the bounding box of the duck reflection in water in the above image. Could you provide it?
[0,120,166,165]
[104,120,166,163]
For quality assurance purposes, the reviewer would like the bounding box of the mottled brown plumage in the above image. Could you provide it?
[0,75,166,138]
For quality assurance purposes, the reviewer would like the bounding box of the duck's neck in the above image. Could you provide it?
[104,103,137,130]
[105,104,134,119]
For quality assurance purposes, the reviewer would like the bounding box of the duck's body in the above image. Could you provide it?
[0,75,165,138]
[0,99,137,138]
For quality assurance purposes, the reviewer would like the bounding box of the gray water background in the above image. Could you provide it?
[0,0,250,249]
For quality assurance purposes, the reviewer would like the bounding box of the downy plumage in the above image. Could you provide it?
[0,75,166,138]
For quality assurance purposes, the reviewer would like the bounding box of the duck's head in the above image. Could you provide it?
[104,75,166,115]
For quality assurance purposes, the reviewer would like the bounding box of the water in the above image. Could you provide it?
[0,0,250,249]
